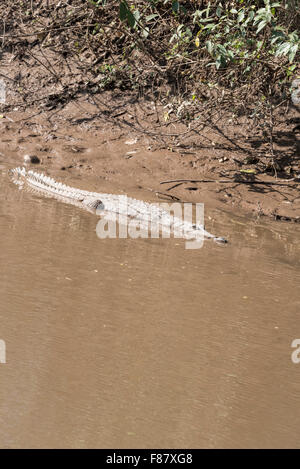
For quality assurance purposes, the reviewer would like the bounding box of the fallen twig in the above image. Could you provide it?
[160,178,300,187]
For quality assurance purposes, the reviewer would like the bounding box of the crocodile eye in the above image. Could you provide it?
[94,200,105,211]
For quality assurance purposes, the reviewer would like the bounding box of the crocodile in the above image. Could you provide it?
[10,167,227,244]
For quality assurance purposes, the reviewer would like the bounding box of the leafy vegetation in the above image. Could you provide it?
[1,1,299,117]
[104,0,300,97]
[0,0,298,177]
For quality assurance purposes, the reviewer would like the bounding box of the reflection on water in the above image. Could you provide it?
[0,169,300,448]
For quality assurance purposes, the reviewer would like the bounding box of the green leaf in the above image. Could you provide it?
[185,27,192,38]
[206,40,213,55]
[215,54,227,69]
[145,13,158,22]
[119,1,136,28]
[256,20,267,34]
[172,1,179,14]
[200,17,215,23]
[203,23,216,30]
[127,9,136,28]
[289,44,298,62]
[275,42,291,56]
[237,10,245,23]
[133,9,140,22]
[119,2,127,21]
[142,27,149,38]
[217,44,227,55]
[248,10,255,21]
[216,4,222,17]
[271,29,285,44]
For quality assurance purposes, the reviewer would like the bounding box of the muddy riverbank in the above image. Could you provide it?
[0,0,299,223]
[0,92,299,223]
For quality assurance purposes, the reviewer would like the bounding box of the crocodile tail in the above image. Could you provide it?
[10,167,89,202]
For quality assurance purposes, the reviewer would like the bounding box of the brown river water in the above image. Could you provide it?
[0,165,300,449]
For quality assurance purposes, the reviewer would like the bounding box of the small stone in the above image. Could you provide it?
[30,156,40,164]
[24,154,40,164]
